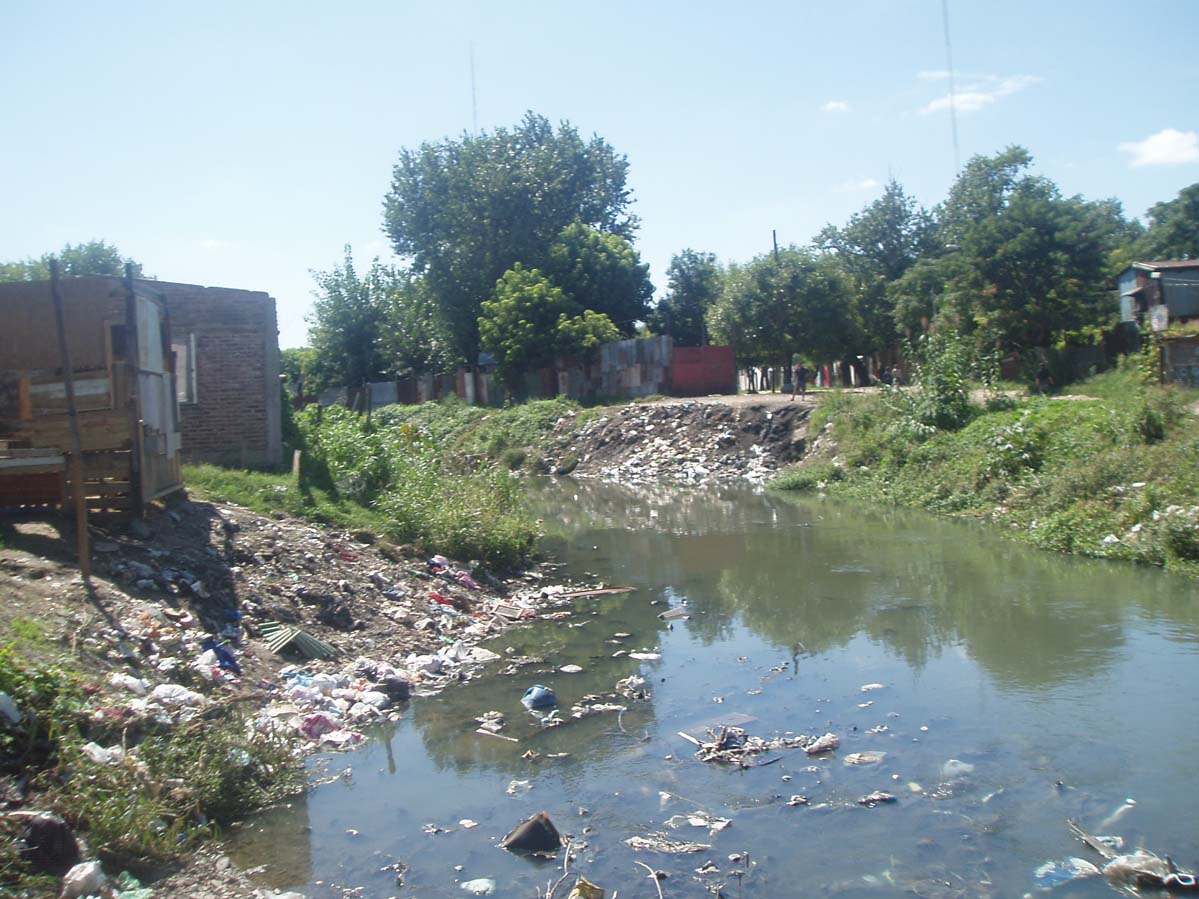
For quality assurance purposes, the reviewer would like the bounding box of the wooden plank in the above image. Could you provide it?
[49,260,89,577]
[82,450,131,480]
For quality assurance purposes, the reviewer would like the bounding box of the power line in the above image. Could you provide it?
[941,0,960,174]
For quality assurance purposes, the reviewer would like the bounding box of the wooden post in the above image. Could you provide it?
[292,449,302,483]
[123,265,145,515]
[49,260,90,578]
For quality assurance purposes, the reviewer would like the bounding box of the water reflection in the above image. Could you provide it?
[530,478,1198,690]
[228,478,1199,899]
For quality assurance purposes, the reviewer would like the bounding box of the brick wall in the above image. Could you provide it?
[145,281,282,467]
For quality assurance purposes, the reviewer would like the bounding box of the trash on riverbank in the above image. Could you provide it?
[499,811,562,854]
[259,622,338,660]
[60,860,107,899]
[1063,819,1199,891]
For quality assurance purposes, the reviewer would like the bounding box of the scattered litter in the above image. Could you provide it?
[1098,797,1136,831]
[683,726,840,766]
[844,751,887,766]
[658,607,690,621]
[860,683,886,692]
[259,622,337,660]
[461,877,496,895]
[786,796,809,806]
[460,819,479,829]
[499,811,562,854]
[941,759,974,778]
[568,876,606,899]
[626,833,712,853]
[857,791,897,807]
[80,742,124,765]
[559,664,584,674]
[1032,857,1101,890]
[557,586,637,599]
[521,684,558,709]
[629,652,662,661]
[0,692,20,724]
[866,725,889,734]
[665,813,732,835]
[60,860,107,899]
[506,780,532,796]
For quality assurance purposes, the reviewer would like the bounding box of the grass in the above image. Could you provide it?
[0,640,298,891]
[773,367,1199,576]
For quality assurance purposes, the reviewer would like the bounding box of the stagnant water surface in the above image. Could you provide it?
[230,480,1199,898]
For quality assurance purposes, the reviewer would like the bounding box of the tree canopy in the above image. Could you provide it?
[383,112,638,365]
[706,248,857,369]
[306,248,390,391]
[0,240,145,281]
[646,249,723,347]
[544,222,652,336]
[1134,182,1199,261]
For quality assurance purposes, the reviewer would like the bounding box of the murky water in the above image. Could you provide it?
[230,479,1199,898]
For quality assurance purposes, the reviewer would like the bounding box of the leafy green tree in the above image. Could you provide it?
[1134,182,1199,261]
[377,271,456,378]
[929,147,1130,350]
[706,248,858,373]
[383,112,637,366]
[307,247,389,390]
[557,308,621,362]
[0,240,145,281]
[646,249,723,346]
[479,265,575,389]
[816,179,937,352]
[544,222,652,335]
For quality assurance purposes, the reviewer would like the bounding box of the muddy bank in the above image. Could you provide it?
[539,399,811,486]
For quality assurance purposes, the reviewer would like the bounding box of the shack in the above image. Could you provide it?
[0,275,182,512]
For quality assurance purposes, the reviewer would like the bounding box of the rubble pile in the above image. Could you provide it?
[541,401,808,486]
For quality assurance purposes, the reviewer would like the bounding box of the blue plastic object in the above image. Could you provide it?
[521,684,557,709]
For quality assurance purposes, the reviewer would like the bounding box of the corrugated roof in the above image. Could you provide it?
[1134,260,1199,271]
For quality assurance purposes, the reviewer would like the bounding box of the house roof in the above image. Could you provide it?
[1133,260,1199,271]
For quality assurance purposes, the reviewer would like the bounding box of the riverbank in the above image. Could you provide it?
[772,366,1199,576]
[0,494,584,898]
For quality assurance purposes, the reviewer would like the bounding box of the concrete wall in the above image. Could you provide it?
[148,281,282,467]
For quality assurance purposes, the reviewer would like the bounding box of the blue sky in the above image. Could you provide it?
[4,1,1197,348]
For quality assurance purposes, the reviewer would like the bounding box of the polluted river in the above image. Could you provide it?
[228,478,1199,899]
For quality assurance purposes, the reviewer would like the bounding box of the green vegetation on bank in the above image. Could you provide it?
[0,630,296,893]
[185,398,581,568]
[772,352,1199,576]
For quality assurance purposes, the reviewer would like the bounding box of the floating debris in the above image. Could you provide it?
[683,726,839,766]
[860,683,886,692]
[857,791,897,807]
[499,811,562,854]
[844,751,887,766]
[626,833,712,854]
[665,812,732,835]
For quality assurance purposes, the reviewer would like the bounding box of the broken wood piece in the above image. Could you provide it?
[556,586,637,600]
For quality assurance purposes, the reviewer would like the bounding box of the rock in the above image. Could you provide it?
[18,813,80,876]
[500,811,562,853]
[128,518,152,540]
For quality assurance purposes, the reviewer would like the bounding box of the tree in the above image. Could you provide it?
[383,112,637,366]
[306,247,388,390]
[1134,182,1199,261]
[556,309,621,363]
[544,222,652,335]
[706,248,857,374]
[928,147,1129,350]
[377,271,456,378]
[0,240,145,281]
[646,249,723,346]
[478,265,575,389]
[815,179,937,352]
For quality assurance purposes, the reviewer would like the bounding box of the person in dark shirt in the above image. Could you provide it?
[791,361,809,400]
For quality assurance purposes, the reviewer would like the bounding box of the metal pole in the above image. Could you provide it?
[49,260,90,578]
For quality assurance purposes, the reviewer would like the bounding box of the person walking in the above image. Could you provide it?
[791,360,809,400]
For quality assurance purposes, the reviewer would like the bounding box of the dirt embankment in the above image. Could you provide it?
[539,398,813,486]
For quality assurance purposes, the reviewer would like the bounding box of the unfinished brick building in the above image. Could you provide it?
[150,280,283,468]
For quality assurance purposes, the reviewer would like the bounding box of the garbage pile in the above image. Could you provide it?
[541,401,808,487]
[683,725,840,766]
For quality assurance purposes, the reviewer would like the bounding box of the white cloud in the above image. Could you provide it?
[919,74,1040,115]
[822,100,850,114]
[1118,128,1199,167]
[835,177,881,193]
